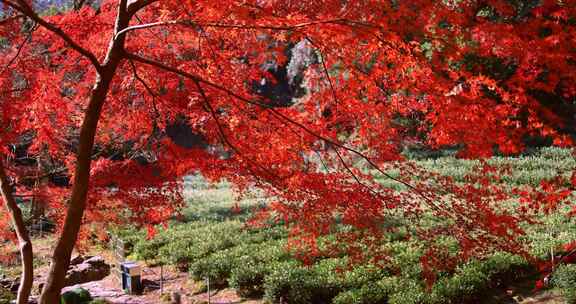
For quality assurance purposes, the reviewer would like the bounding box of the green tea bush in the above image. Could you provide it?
[340,263,388,289]
[252,240,291,262]
[308,258,347,300]
[132,233,170,263]
[263,261,315,304]
[386,242,423,280]
[478,252,528,279]
[332,277,399,304]
[60,288,92,304]
[190,239,289,285]
[528,211,576,258]
[429,263,488,304]
[148,221,246,269]
[429,252,528,304]
[246,225,288,243]
[229,260,269,298]
[110,226,146,254]
[387,279,427,304]
[189,250,238,287]
[552,264,576,303]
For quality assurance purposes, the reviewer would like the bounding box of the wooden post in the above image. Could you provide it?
[206,276,211,304]
[109,234,127,282]
[160,264,164,295]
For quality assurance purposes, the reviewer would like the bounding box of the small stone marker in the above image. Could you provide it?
[120,261,142,295]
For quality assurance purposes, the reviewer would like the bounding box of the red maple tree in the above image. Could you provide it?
[1,0,575,303]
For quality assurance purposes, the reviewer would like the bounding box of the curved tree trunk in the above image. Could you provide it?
[37,72,114,304]
[0,159,34,304]
[38,1,132,303]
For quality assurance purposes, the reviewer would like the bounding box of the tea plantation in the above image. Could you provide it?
[114,147,576,304]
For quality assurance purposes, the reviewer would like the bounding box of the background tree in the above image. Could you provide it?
[0,0,575,303]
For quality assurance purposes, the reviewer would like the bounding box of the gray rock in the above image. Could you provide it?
[70,254,89,266]
[64,256,110,287]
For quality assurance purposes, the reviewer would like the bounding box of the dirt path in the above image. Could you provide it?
[66,265,564,304]
[62,264,262,304]
[479,276,565,304]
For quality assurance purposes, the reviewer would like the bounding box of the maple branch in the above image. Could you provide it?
[17,131,128,184]
[128,59,157,98]
[0,24,36,75]
[279,114,396,209]
[264,109,450,216]
[128,58,161,128]
[124,54,454,217]
[126,0,159,16]
[126,53,248,102]
[0,0,102,70]
[333,146,386,200]
[314,150,330,173]
[115,18,346,40]
[125,53,442,210]
[193,80,282,182]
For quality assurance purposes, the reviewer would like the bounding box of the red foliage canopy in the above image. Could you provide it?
[1,0,575,276]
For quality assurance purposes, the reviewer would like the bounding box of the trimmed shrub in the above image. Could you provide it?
[60,288,92,304]
[190,239,289,287]
[263,261,314,304]
[310,258,348,300]
[332,277,398,304]
[132,233,170,263]
[340,263,388,289]
[552,264,576,303]
[387,279,427,304]
[229,260,268,298]
[189,250,238,287]
[429,253,528,304]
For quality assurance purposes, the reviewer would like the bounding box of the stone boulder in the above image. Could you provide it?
[70,254,87,266]
[64,256,111,287]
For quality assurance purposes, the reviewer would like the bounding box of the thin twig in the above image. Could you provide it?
[0,24,36,75]
[115,18,346,40]
[1,0,102,69]
[193,80,281,182]
[125,53,437,206]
